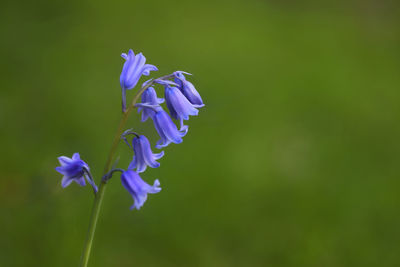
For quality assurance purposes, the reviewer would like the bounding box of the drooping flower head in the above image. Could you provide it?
[153,109,188,148]
[154,79,199,130]
[128,135,164,173]
[174,71,204,107]
[136,103,188,149]
[55,153,98,192]
[120,50,158,111]
[120,170,161,210]
[138,86,164,122]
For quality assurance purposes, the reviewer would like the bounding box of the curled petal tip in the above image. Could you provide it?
[193,103,205,108]
[180,125,189,136]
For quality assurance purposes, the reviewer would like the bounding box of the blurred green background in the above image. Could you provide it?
[1,0,400,266]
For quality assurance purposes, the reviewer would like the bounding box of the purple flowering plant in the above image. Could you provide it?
[55,49,203,266]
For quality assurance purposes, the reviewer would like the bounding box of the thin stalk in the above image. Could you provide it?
[79,75,172,267]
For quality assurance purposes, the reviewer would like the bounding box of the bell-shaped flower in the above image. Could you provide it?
[138,86,164,122]
[120,170,161,210]
[135,103,188,148]
[128,135,164,173]
[165,84,200,130]
[154,79,199,130]
[174,71,204,107]
[120,49,158,111]
[55,153,98,193]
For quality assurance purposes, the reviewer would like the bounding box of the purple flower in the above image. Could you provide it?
[136,103,188,148]
[164,83,199,130]
[174,71,204,107]
[55,153,98,192]
[120,170,161,210]
[120,49,158,111]
[138,86,164,122]
[128,135,164,173]
[153,79,199,130]
[153,109,188,148]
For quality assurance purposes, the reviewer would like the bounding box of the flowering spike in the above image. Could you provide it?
[56,50,205,266]
[120,50,158,111]
[127,135,164,173]
[120,170,161,210]
[55,153,98,193]
[174,71,204,107]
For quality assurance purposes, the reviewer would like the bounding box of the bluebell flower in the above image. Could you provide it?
[120,170,161,210]
[138,86,164,122]
[153,79,199,129]
[120,49,158,111]
[128,135,164,173]
[162,81,200,130]
[136,103,188,148]
[55,153,98,192]
[174,71,204,107]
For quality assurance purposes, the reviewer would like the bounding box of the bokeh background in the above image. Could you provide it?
[1,0,400,266]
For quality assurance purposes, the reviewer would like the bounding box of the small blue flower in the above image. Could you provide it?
[128,135,164,173]
[153,79,200,129]
[138,86,164,122]
[136,103,188,148]
[55,153,98,192]
[153,109,188,148]
[120,49,158,111]
[120,170,161,210]
[163,82,200,130]
[174,71,204,107]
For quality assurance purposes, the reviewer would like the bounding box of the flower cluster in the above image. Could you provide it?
[56,49,203,210]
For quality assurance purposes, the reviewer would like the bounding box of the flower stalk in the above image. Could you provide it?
[79,75,172,267]
[55,49,203,267]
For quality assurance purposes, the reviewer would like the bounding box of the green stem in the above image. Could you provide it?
[79,113,128,267]
[79,75,172,267]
